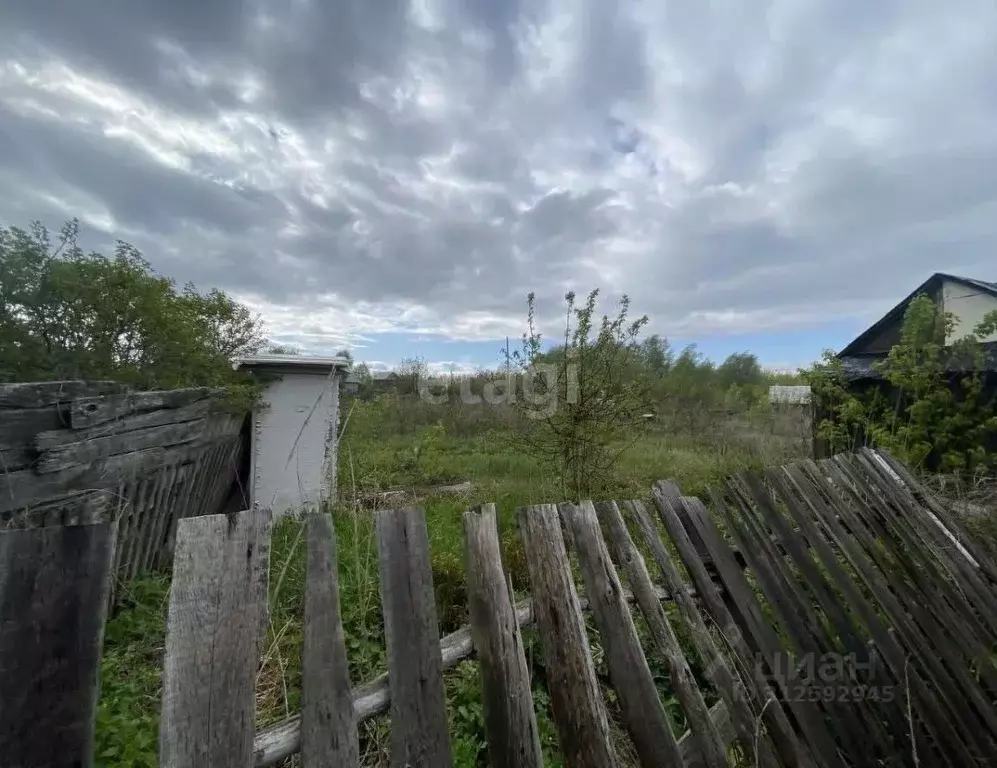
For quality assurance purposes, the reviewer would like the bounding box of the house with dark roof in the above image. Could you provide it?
[837,273,997,380]
[813,273,997,460]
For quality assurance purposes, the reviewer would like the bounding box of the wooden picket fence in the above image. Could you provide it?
[2,448,997,767]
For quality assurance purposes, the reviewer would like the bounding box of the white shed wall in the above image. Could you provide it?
[250,371,340,518]
[942,279,997,343]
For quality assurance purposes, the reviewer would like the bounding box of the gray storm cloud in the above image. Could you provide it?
[1,0,995,348]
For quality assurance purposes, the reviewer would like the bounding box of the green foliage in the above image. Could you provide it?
[507,289,652,496]
[0,218,266,406]
[808,293,997,475]
[94,576,170,768]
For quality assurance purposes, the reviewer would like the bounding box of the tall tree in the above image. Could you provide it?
[0,218,266,392]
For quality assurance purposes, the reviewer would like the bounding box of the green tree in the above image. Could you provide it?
[0,218,266,399]
[507,289,651,496]
[717,351,763,389]
[265,343,300,355]
[808,293,997,475]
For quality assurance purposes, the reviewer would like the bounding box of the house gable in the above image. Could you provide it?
[941,277,997,343]
[839,273,997,358]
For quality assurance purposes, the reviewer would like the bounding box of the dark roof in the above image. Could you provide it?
[839,341,997,381]
[839,273,997,358]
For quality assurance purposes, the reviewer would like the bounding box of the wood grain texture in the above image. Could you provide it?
[617,499,785,768]
[563,501,684,768]
[252,577,692,766]
[517,503,618,768]
[462,504,542,768]
[0,405,69,450]
[375,506,453,768]
[70,387,213,429]
[0,515,118,768]
[0,380,125,409]
[650,491,823,768]
[34,396,221,451]
[301,513,358,767]
[159,508,271,768]
[35,418,212,474]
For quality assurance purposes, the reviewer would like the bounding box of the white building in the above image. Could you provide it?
[233,354,350,518]
[769,385,811,405]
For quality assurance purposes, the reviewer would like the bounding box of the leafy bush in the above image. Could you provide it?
[0,218,266,407]
[808,294,997,475]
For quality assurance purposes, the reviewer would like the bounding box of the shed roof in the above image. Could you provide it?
[839,273,997,358]
[233,354,351,375]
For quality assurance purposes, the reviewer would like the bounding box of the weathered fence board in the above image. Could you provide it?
[301,513,358,767]
[251,574,699,766]
[597,499,756,767]
[0,382,245,585]
[159,508,271,768]
[0,380,125,409]
[564,500,686,768]
[376,506,454,768]
[462,504,543,768]
[0,508,117,768]
[70,387,214,429]
[518,503,619,768]
[11,445,997,768]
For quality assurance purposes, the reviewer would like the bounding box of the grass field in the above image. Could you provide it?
[94,394,813,766]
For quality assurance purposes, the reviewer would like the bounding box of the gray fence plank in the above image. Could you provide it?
[517,503,618,768]
[617,499,788,768]
[563,501,684,768]
[462,504,543,768]
[301,513,358,767]
[0,511,118,768]
[159,508,271,768]
[375,506,453,768]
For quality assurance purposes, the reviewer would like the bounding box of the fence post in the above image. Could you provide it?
[462,504,543,768]
[0,504,118,768]
[376,506,453,768]
[159,507,270,768]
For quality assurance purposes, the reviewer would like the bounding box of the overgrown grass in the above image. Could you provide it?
[95,396,812,766]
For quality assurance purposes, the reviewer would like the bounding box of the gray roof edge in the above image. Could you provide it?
[232,354,351,373]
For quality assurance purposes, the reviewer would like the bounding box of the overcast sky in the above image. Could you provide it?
[2,1,995,372]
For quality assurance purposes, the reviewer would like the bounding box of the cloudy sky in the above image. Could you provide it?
[2,1,995,373]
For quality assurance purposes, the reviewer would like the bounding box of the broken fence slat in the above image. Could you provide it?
[0,515,118,768]
[159,508,271,768]
[617,499,786,768]
[517,503,618,768]
[462,504,543,768]
[565,501,685,768]
[375,506,453,768]
[251,579,695,766]
[301,514,358,767]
